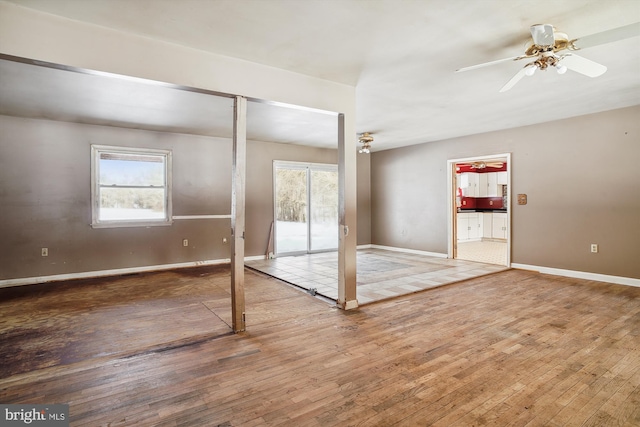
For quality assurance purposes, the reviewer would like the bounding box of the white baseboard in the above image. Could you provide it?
[344,299,359,310]
[370,244,447,258]
[363,247,639,288]
[356,244,372,249]
[336,299,359,310]
[0,256,263,288]
[511,263,640,288]
[10,255,635,291]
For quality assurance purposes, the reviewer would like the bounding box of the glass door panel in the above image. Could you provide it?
[274,166,308,254]
[310,169,338,252]
[274,162,338,255]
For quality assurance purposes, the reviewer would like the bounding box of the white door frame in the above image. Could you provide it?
[446,153,511,266]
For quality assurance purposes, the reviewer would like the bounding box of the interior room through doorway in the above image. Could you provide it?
[449,154,511,267]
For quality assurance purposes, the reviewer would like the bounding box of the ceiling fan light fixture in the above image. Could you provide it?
[358,132,373,154]
[456,21,638,91]
[524,64,537,76]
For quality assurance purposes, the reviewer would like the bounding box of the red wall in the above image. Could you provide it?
[456,164,507,173]
[457,164,507,210]
[460,196,504,210]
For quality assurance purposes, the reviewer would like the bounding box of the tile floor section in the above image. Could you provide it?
[246,248,508,305]
[457,240,508,265]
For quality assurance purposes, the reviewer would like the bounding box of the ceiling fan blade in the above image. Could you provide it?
[530,24,555,47]
[499,67,528,92]
[572,22,640,50]
[455,55,528,73]
[561,54,607,77]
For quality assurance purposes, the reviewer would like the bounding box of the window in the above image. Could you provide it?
[91,145,172,228]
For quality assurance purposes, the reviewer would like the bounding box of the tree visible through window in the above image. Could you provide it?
[274,162,338,254]
[91,145,172,227]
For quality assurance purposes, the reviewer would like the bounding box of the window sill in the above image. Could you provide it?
[91,220,173,229]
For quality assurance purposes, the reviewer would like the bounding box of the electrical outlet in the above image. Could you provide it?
[182,239,188,247]
[590,244,598,253]
[41,248,48,257]
[223,237,227,243]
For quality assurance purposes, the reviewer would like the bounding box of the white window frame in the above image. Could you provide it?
[91,145,173,228]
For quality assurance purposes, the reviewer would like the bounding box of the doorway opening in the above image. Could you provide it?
[273,161,339,256]
[447,154,511,266]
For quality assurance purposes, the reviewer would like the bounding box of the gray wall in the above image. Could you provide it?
[245,140,338,256]
[5,105,637,282]
[0,116,232,280]
[371,105,640,279]
[357,153,371,245]
[0,115,339,281]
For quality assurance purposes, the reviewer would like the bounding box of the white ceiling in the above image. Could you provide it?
[0,57,341,146]
[4,0,640,151]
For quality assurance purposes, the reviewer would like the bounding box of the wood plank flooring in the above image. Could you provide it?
[1,267,639,426]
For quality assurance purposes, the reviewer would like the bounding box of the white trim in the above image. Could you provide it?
[172,215,232,220]
[0,256,264,288]
[343,300,359,310]
[511,263,640,288]
[357,244,373,249]
[448,153,512,164]
[91,144,173,229]
[273,160,338,170]
[371,244,447,258]
[447,153,511,267]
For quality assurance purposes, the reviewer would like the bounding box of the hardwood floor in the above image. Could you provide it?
[1,267,639,426]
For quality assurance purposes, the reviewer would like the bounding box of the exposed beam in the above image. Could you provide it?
[231,96,247,332]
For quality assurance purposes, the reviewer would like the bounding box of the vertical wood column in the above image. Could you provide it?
[231,96,247,332]
[337,113,358,309]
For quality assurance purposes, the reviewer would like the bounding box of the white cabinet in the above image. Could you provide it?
[469,173,479,197]
[478,173,488,197]
[460,172,479,197]
[497,171,508,185]
[470,213,481,240]
[457,212,482,241]
[482,212,493,238]
[459,212,507,241]
[475,172,502,197]
[478,172,506,197]
[487,172,499,197]
[492,212,508,239]
[460,171,506,199]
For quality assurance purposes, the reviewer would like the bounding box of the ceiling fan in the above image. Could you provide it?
[358,132,374,154]
[470,161,503,169]
[456,22,640,92]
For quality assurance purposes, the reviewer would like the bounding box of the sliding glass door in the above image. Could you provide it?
[274,162,338,255]
[274,164,308,253]
[310,168,339,251]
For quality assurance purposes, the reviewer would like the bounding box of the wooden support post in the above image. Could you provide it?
[337,113,358,309]
[231,95,247,332]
